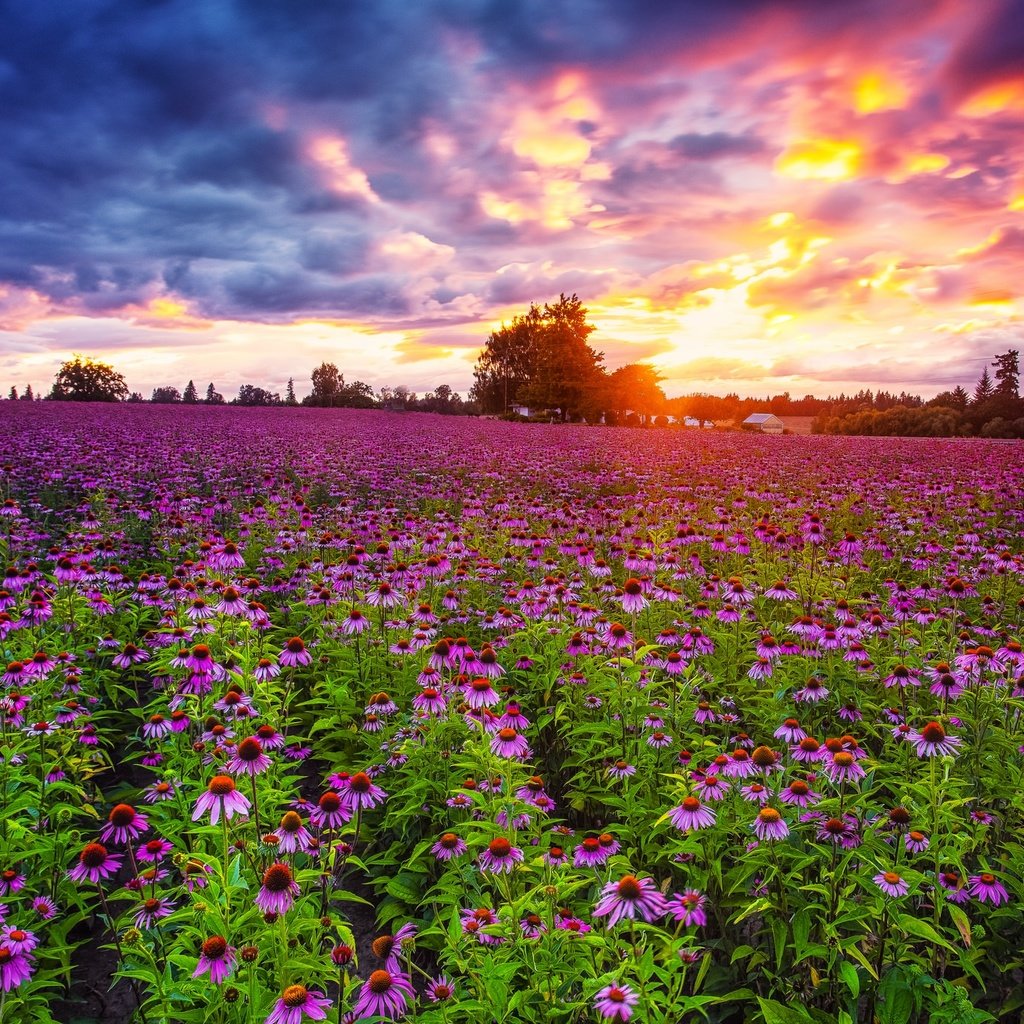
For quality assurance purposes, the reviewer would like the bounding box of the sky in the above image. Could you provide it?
[1,0,1023,401]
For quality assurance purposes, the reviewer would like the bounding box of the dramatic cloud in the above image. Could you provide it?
[1,0,1023,399]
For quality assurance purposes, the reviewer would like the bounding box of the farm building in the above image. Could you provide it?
[742,412,785,433]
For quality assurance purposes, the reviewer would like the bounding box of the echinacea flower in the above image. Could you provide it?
[138,838,174,863]
[309,791,351,829]
[193,935,236,984]
[256,863,300,915]
[969,873,1010,906]
[825,752,866,785]
[226,736,273,776]
[0,946,33,991]
[340,772,387,812]
[594,981,639,1021]
[351,970,414,1021]
[752,807,790,842]
[667,890,708,927]
[425,975,455,1003]
[873,871,909,898]
[667,796,716,832]
[460,906,504,945]
[265,984,331,1024]
[491,727,531,759]
[69,843,122,884]
[133,896,176,929]
[192,775,251,825]
[100,803,149,845]
[780,780,821,807]
[278,637,313,668]
[593,874,667,927]
[478,837,523,874]
[431,833,467,861]
[909,721,962,758]
[0,927,37,954]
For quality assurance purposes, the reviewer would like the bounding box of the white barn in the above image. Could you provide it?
[742,412,785,434]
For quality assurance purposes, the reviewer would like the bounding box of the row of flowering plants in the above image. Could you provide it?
[0,403,1021,1023]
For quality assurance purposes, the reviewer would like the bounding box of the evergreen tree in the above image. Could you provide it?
[285,378,298,406]
[22,384,33,401]
[973,367,994,405]
[7,386,16,400]
[992,350,1020,398]
[205,383,225,405]
[182,380,199,404]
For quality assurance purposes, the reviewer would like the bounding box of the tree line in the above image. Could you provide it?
[814,351,1022,437]
[7,335,1022,438]
[6,356,478,416]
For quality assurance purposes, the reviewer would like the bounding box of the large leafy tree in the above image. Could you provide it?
[49,356,128,402]
[309,362,343,406]
[606,363,666,424]
[471,294,604,419]
[470,304,545,414]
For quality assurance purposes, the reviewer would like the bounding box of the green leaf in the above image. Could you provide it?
[896,913,955,952]
[757,996,814,1024]
[839,960,860,1000]
[878,968,914,1024]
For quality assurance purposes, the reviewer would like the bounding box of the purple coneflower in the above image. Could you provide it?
[138,838,174,863]
[825,752,866,785]
[692,774,730,801]
[909,721,961,758]
[31,897,57,920]
[309,791,351,829]
[667,889,708,927]
[69,843,122,884]
[256,862,300,915]
[464,677,499,709]
[478,837,523,874]
[667,796,716,832]
[593,874,667,927]
[144,780,177,803]
[193,935,236,984]
[938,870,971,903]
[0,927,37,954]
[101,803,149,845]
[873,871,909,898]
[780,779,821,807]
[275,812,314,854]
[340,771,387,811]
[425,975,455,1003]
[969,873,1010,905]
[192,775,251,825]
[351,970,413,1021]
[620,578,648,614]
[133,896,176,929]
[266,984,331,1024]
[279,637,312,668]
[594,982,639,1021]
[491,728,531,759]
[0,946,33,991]
[753,807,790,842]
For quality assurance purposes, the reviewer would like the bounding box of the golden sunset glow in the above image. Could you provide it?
[775,139,862,181]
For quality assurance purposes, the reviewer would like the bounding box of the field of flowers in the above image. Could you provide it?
[0,403,1021,1024]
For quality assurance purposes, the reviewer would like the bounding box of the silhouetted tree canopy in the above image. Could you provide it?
[49,356,128,402]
